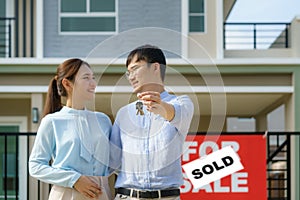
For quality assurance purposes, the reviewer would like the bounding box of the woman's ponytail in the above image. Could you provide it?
[43,77,62,117]
[42,58,84,117]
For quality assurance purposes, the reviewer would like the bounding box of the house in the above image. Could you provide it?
[0,0,299,199]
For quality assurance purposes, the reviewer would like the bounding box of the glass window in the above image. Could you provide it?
[0,125,18,192]
[189,0,204,13]
[90,0,115,12]
[61,0,86,12]
[61,17,115,32]
[189,16,204,32]
[59,0,116,34]
[189,0,205,32]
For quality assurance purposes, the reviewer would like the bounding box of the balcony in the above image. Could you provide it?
[223,22,291,50]
[223,16,300,58]
[0,0,35,58]
[0,17,15,58]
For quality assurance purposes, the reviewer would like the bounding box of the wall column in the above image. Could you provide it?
[291,16,300,57]
[291,70,300,200]
[255,114,267,132]
[285,69,300,200]
[28,93,49,200]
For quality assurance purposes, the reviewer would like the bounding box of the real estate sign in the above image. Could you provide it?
[181,134,267,200]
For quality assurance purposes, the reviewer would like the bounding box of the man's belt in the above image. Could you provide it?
[116,187,180,198]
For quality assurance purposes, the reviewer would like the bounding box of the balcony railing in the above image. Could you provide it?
[223,22,291,50]
[0,17,15,58]
[0,131,299,200]
[267,132,292,200]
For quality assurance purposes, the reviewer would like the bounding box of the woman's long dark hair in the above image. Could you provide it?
[43,58,89,117]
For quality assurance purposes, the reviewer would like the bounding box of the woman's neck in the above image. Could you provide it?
[66,99,85,110]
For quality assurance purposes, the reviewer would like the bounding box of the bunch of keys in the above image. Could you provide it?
[136,101,144,115]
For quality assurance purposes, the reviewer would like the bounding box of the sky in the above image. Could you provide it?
[227,0,300,22]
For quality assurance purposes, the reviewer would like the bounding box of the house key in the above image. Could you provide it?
[136,101,144,115]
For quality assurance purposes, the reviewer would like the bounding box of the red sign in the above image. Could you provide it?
[181,134,266,200]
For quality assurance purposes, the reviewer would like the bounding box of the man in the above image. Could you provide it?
[110,44,194,200]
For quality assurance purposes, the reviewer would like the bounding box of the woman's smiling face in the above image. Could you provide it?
[72,64,97,105]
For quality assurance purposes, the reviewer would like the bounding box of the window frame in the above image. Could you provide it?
[58,0,118,35]
[188,0,206,34]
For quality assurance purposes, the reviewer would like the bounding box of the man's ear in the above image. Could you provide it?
[152,62,161,73]
[151,62,163,82]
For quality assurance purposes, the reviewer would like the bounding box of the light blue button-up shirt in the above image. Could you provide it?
[29,106,111,188]
[110,91,194,190]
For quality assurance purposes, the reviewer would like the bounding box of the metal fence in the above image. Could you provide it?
[0,132,35,200]
[0,17,15,58]
[266,132,293,200]
[0,132,299,200]
[223,22,291,50]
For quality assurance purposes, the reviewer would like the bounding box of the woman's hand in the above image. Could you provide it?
[73,176,102,199]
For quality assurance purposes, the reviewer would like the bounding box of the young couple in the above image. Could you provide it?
[29,45,194,200]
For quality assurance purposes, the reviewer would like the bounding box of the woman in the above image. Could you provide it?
[29,58,112,200]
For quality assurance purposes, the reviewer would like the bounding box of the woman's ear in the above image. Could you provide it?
[62,78,73,94]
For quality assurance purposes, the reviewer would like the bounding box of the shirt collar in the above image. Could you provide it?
[160,90,168,99]
[60,106,87,114]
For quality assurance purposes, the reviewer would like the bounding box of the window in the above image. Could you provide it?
[59,0,117,34]
[189,0,205,32]
[0,118,27,200]
[2,154,16,190]
[0,126,18,192]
